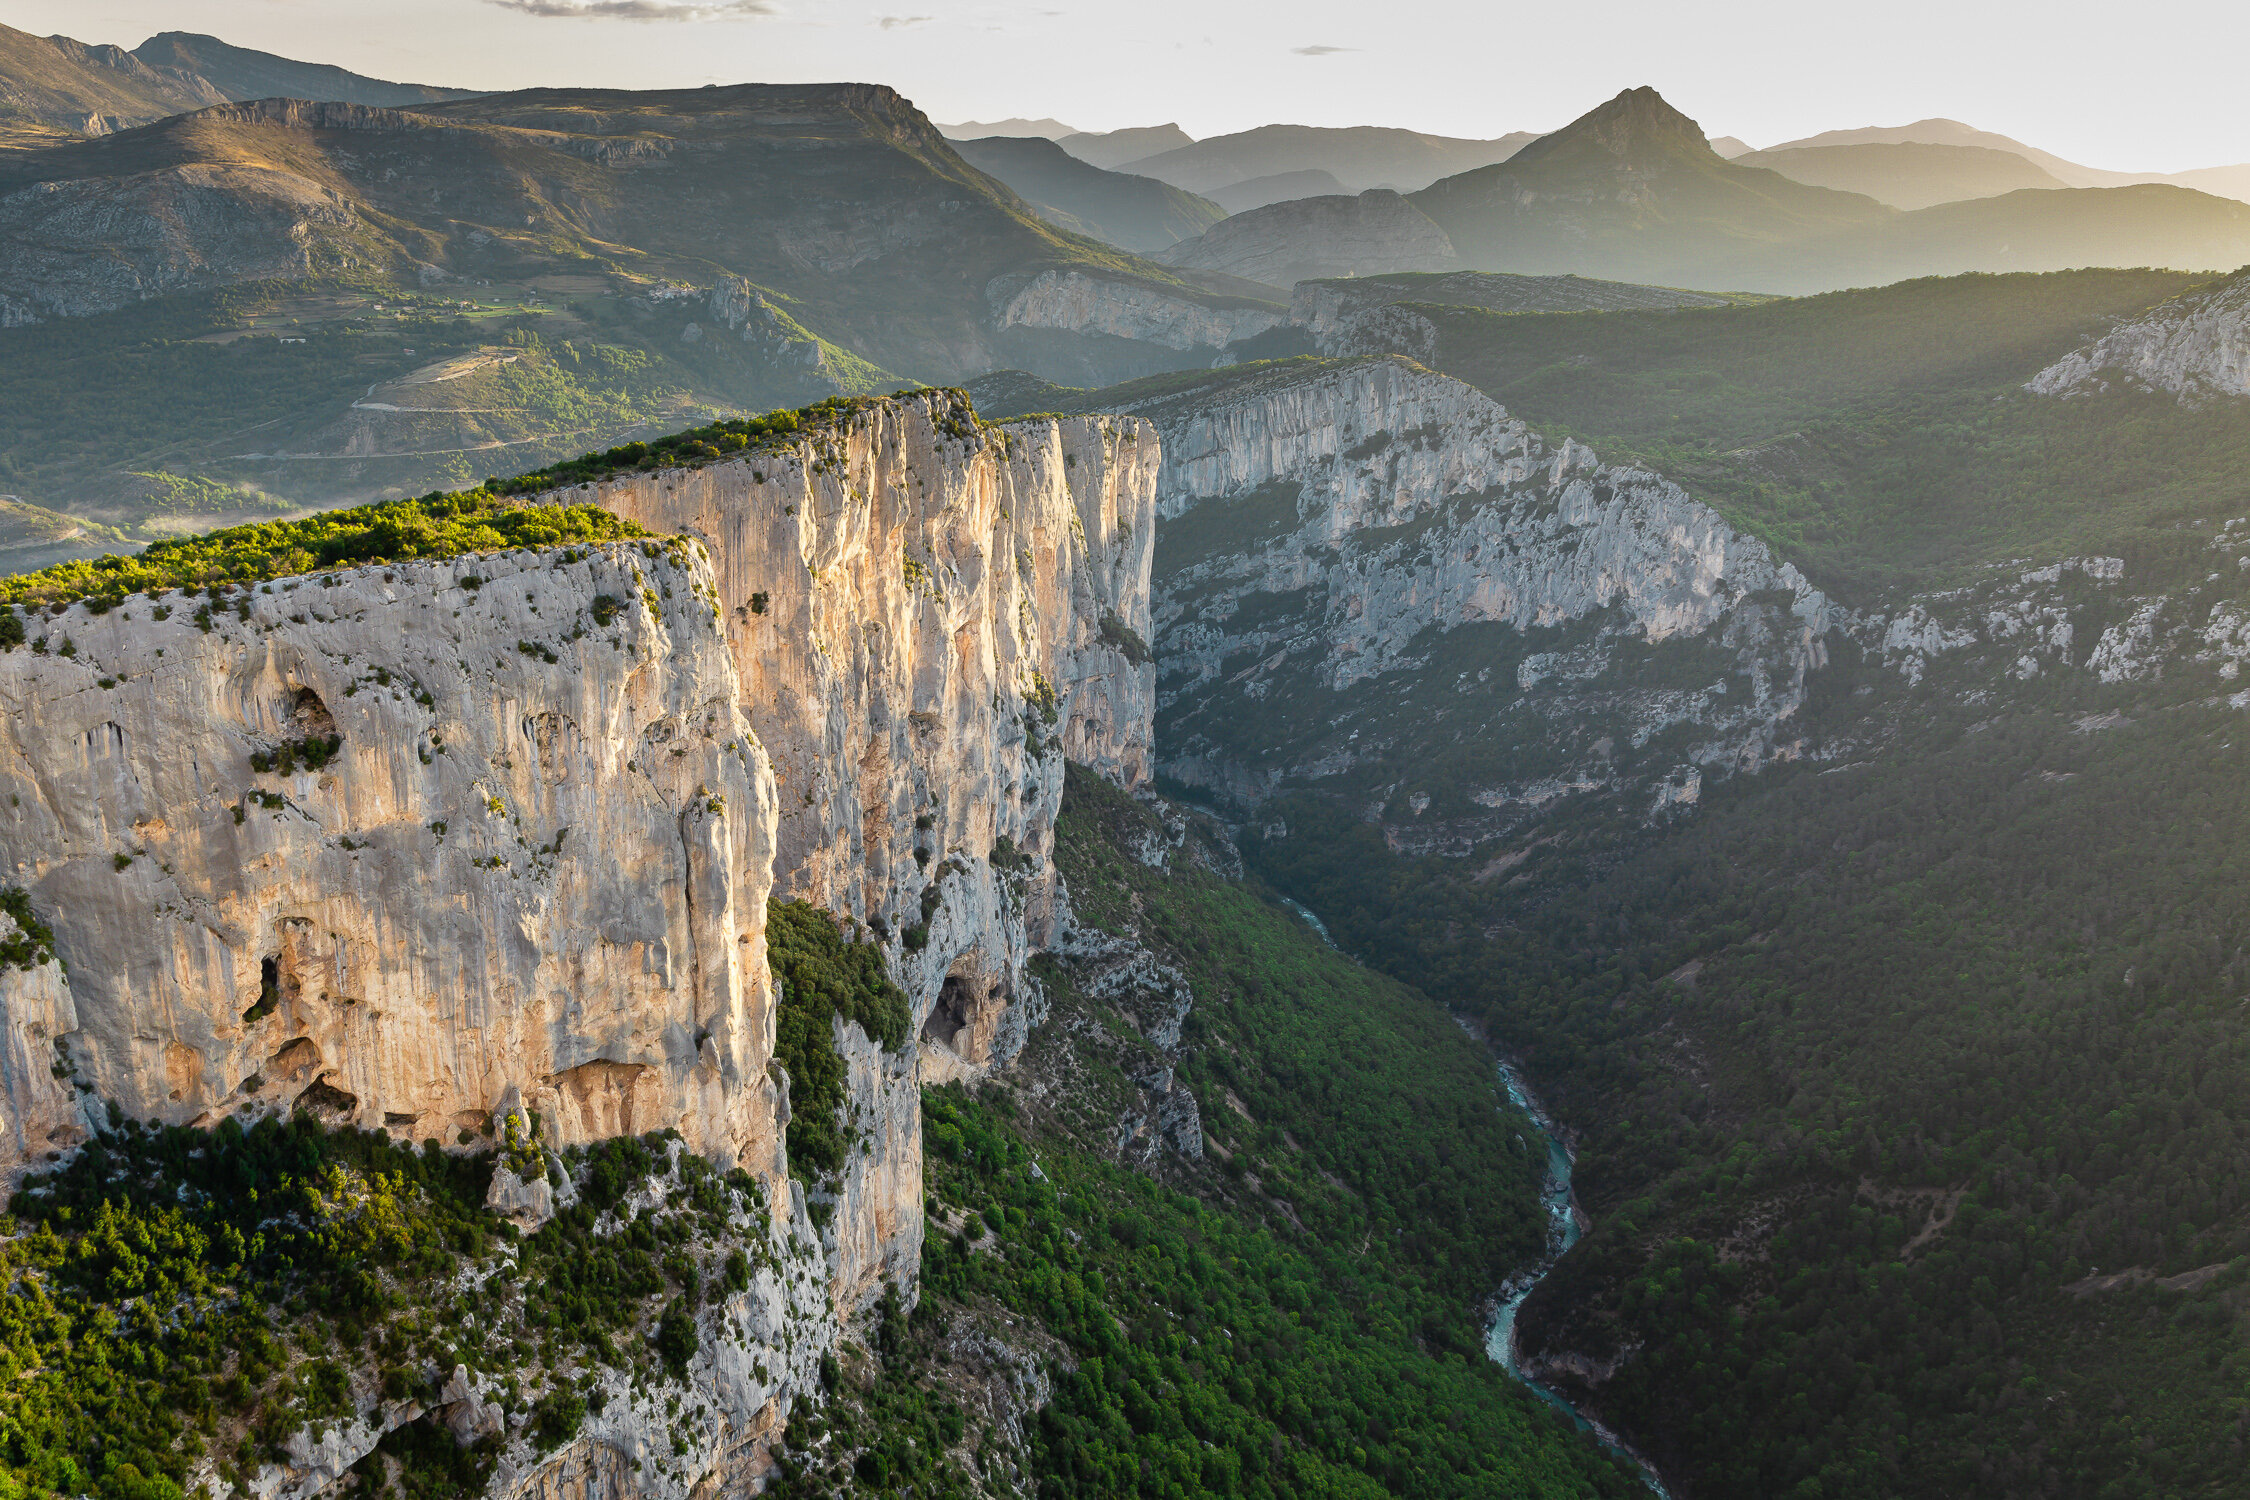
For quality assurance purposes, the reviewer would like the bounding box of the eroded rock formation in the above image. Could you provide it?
[2029,266,2250,402]
[581,391,1157,1310]
[1075,355,1830,843]
[0,389,1158,1500]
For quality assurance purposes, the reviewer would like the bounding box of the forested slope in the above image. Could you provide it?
[1401,267,2242,594]
[764,768,1646,1499]
[1245,559,2250,1498]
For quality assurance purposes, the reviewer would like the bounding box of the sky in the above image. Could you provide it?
[6,0,2247,172]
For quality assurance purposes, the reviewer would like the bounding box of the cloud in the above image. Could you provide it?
[877,14,933,28]
[1291,44,1353,55]
[483,0,779,18]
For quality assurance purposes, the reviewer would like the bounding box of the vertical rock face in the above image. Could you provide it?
[0,391,1161,1500]
[0,542,787,1186]
[578,389,1158,1310]
[1086,355,1828,843]
[0,910,79,1182]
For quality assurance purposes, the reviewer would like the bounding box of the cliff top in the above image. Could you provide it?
[0,490,646,607]
[0,387,1146,608]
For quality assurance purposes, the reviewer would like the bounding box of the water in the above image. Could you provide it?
[1488,1058,1675,1498]
[1278,890,1671,1492]
[1279,896,1336,947]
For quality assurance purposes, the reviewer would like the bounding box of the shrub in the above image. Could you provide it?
[0,495,648,608]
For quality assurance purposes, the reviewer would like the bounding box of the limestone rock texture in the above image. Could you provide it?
[560,388,1158,1313]
[2028,267,2250,402]
[0,390,1161,1500]
[0,910,81,1182]
[987,268,1285,353]
[0,541,791,1188]
[1087,355,1829,846]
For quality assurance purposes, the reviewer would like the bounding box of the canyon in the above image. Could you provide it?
[974,355,1833,847]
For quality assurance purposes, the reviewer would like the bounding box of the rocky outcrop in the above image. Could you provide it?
[988,269,1284,352]
[550,389,1159,1311]
[0,389,1161,1497]
[1848,547,2250,693]
[1155,190,1461,290]
[0,163,371,326]
[706,278,861,392]
[1084,356,1829,842]
[2028,267,2250,402]
[223,1139,835,1500]
[0,908,81,1183]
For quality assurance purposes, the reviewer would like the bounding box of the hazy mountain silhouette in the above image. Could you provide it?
[1055,123,1194,170]
[1120,124,1538,197]
[952,134,1224,251]
[1738,141,2067,210]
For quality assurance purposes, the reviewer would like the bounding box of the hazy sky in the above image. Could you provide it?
[7,0,2246,172]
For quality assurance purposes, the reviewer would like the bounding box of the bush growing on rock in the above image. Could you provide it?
[0,495,648,608]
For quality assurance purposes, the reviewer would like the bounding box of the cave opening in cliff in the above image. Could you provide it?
[290,685,338,738]
[922,973,981,1053]
[243,955,282,1024]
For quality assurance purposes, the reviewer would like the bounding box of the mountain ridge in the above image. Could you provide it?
[0,21,477,147]
[950,133,1225,251]
[1156,88,2250,295]
[1120,122,1538,196]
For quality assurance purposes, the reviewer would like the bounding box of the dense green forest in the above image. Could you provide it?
[1247,655,2250,1497]
[770,767,1642,1499]
[1410,268,2250,595]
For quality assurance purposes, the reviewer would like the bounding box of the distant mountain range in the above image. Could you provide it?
[950,135,1224,252]
[1159,89,2250,295]
[1209,169,1349,214]
[0,76,1287,519]
[5,20,2249,522]
[129,33,480,110]
[934,116,1073,139]
[0,22,475,145]
[1054,124,1195,170]
[1116,124,1540,198]
[1734,141,2066,211]
[1759,117,2250,204]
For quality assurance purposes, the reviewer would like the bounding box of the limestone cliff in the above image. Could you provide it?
[0,540,784,1184]
[2028,266,2250,402]
[0,389,1159,1500]
[987,269,1285,362]
[1024,356,1829,849]
[579,390,1158,1310]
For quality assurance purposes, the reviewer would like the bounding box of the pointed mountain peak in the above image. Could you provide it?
[1517,86,1719,169]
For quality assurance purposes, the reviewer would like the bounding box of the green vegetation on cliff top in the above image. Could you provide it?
[0,492,646,607]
